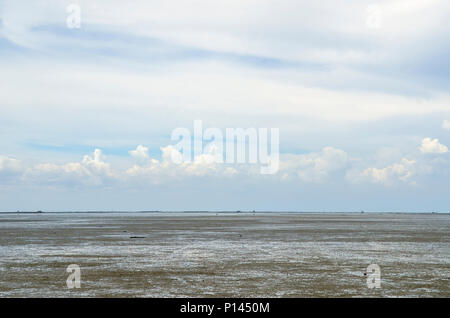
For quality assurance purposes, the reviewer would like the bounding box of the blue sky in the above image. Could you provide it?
[0,0,450,211]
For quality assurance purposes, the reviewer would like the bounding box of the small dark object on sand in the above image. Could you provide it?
[130,236,146,239]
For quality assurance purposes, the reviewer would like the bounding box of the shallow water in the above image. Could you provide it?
[0,212,448,297]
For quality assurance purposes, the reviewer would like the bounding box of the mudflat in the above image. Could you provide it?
[0,212,448,297]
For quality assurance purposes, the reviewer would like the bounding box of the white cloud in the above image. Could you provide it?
[347,153,438,186]
[419,138,448,154]
[346,158,426,186]
[127,144,236,180]
[128,145,350,182]
[279,147,349,182]
[442,120,450,130]
[0,141,448,189]
[1,1,449,126]
[129,145,150,164]
[25,149,116,186]
[160,145,181,165]
[359,158,416,185]
[81,149,113,175]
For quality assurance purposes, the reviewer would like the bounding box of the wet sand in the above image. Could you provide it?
[0,212,449,297]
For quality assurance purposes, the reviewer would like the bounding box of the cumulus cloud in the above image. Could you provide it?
[0,141,448,190]
[126,144,237,180]
[129,145,150,164]
[419,138,448,154]
[127,145,350,182]
[25,149,116,187]
[279,147,349,182]
[357,158,417,186]
[134,145,348,182]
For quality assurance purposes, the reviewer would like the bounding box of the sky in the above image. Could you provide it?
[0,0,450,212]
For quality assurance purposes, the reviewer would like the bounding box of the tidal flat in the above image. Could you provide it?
[0,212,448,297]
